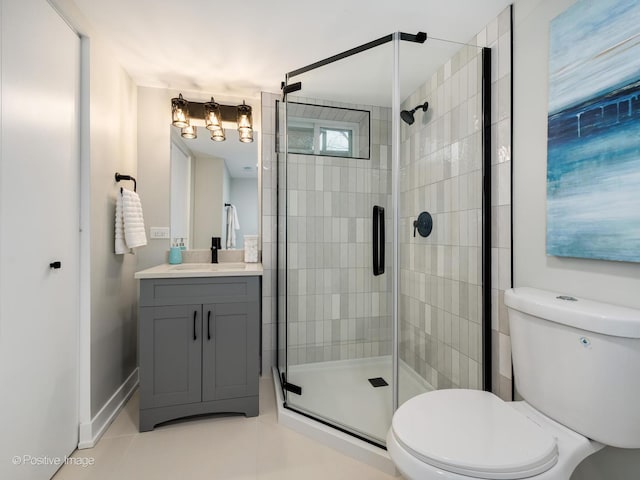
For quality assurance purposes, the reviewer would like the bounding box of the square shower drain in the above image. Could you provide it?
[368,377,389,387]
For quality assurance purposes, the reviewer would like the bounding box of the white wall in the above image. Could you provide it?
[136,86,172,270]
[87,34,138,417]
[230,178,259,249]
[513,0,640,308]
[513,0,640,475]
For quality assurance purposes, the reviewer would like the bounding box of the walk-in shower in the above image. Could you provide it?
[276,31,491,448]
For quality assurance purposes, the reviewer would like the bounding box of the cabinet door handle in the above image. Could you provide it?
[207,310,212,340]
[193,310,197,341]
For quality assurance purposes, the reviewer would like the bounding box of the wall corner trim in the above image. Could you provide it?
[78,368,139,449]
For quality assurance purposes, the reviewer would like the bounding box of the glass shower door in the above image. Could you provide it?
[281,40,395,445]
[276,31,492,448]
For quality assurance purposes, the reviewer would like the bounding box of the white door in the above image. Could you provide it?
[0,1,80,479]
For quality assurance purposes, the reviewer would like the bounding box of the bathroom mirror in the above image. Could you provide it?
[170,126,259,250]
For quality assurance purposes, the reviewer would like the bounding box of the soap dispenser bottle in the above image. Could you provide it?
[169,239,183,265]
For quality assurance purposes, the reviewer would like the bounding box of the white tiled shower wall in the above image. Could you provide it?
[261,94,393,371]
[261,92,279,375]
[261,6,512,401]
[397,6,512,399]
[282,97,393,366]
[398,41,485,391]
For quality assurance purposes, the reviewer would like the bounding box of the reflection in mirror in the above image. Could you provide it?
[170,128,258,250]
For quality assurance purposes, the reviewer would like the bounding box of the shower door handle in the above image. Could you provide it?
[373,206,385,276]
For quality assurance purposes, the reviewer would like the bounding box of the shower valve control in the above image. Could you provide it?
[413,211,433,238]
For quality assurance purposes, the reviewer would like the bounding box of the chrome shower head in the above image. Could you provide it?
[400,101,429,125]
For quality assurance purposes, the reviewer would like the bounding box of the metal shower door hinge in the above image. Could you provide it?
[281,373,302,395]
[283,381,302,396]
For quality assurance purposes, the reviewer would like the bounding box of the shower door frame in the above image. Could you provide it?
[275,32,492,448]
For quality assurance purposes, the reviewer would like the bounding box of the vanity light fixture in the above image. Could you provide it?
[181,124,197,139]
[238,129,254,143]
[237,101,254,143]
[210,125,225,142]
[170,93,254,143]
[171,93,189,128]
[203,97,222,131]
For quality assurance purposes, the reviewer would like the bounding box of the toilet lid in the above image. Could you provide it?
[392,390,558,479]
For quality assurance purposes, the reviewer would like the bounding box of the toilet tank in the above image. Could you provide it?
[504,287,640,449]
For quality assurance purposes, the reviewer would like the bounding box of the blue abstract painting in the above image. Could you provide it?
[547,0,640,263]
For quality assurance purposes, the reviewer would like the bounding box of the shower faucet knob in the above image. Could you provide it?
[413,211,433,238]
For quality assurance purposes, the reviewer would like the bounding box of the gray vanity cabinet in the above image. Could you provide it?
[202,302,258,402]
[138,276,260,432]
[139,304,202,409]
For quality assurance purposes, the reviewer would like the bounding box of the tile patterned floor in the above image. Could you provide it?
[53,377,398,480]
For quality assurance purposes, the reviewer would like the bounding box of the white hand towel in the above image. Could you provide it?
[115,192,130,254]
[225,204,240,249]
[122,188,147,249]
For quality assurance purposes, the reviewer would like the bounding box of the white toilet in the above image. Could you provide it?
[388,287,640,479]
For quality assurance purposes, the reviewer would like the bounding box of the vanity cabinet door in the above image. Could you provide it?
[140,305,202,408]
[202,302,259,401]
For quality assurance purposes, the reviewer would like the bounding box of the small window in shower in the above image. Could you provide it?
[288,125,315,154]
[281,100,370,159]
[319,127,353,157]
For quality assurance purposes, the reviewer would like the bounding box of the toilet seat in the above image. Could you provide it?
[391,390,559,479]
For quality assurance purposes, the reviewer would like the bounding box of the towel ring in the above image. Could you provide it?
[115,172,137,192]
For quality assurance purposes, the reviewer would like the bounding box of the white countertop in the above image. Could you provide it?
[135,262,263,279]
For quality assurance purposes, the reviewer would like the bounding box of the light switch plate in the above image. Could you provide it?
[150,227,170,239]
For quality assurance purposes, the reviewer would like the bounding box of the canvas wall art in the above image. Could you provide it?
[547,0,640,263]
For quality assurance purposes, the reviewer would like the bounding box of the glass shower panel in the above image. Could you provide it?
[282,41,394,445]
[397,38,488,406]
[277,99,287,383]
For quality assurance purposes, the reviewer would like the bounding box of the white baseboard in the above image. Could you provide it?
[78,368,138,449]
